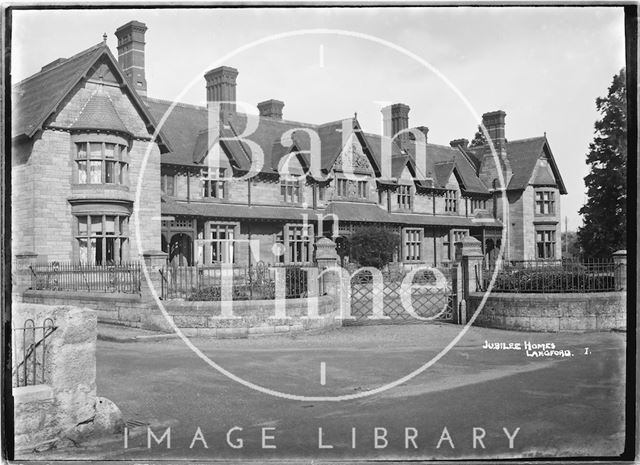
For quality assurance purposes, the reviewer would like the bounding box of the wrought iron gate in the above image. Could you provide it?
[347,265,459,325]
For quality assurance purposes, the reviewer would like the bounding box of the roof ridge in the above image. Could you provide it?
[507,136,546,143]
[14,42,105,87]
[143,97,207,111]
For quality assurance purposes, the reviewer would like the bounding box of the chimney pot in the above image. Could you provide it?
[257,99,284,120]
[114,20,148,96]
[450,138,469,149]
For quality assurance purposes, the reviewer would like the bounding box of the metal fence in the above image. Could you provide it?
[478,258,621,293]
[13,318,57,387]
[161,261,309,301]
[30,261,142,293]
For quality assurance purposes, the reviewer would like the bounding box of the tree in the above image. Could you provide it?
[469,125,487,147]
[578,69,627,258]
[561,231,582,259]
[348,227,399,269]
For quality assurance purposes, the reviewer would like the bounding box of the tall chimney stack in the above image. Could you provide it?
[257,99,284,120]
[382,103,411,145]
[481,110,512,187]
[204,66,239,118]
[115,21,148,96]
[481,111,506,153]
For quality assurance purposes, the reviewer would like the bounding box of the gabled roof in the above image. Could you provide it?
[462,136,567,194]
[13,43,105,138]
[70,92,130,136]
[12,42,170,150]
[504,137,567,194]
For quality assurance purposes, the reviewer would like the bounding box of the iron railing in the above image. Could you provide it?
[13,318,57,387]
[478,258,620,293]
[161,261,309,301]
[29,261,141,294]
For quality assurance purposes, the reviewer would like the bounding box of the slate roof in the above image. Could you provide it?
[324,202,502,228]
[70,92,130,135]
[161,196,317,221]
[13,43,106,138]
[12,42,170,151]
[462,137,567,194]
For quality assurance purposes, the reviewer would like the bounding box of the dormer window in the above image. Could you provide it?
[203,168,226,199]
[280,179,301,204]
[75,140,128,185]
[444,190,458,213]
[397,185,412,210]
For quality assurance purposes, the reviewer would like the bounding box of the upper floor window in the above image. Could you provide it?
[161,173,175,196]
[203,168,226,199]
[444,190,458,213]
[75,214,128,265]
[535,190,555,215]
[470,198,487,213]
[75,142,128,185]
[281,179,301,204]
[336,179,368,199]
[397,185,412,210]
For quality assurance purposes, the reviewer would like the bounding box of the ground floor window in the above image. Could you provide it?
[403,228,423,261]
[536,229,556,259]
[208,223,235,264]
[75,214,128,264]
[280,224,314,263]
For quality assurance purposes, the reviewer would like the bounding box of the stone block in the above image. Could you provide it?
[559,317,587,332]
[93,397,124,435]
[217,327,249,339]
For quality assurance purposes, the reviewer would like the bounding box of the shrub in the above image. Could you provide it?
[490,269,615,293]
[349,227,400,269]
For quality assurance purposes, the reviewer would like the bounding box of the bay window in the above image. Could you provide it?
[75,214,129,264]
[75,141,128,185]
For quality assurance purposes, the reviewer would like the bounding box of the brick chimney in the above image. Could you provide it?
[481,111,506,153]
[409,126,429,143]
[115,21,148,96]
[382,103,410,144]
[450,138,469,149]
[480,110,512,188]
[257,99,284,120]
[205,66,239,117]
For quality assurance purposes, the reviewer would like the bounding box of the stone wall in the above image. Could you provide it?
[21,290,341,337]
[12,304,122,453]
[467,291,626,332]
[165,295,340,337]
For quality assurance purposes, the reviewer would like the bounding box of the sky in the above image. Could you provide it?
[11,6,626,231]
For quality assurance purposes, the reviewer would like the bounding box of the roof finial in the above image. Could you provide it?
[354,111,358,120]
[544,131,547,138]
[102,33,107,44]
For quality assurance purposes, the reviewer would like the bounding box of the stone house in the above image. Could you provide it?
[12,20,567,268]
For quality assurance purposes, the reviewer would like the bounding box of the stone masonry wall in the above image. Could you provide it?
[467,291,626,332]
[13,304,99,452]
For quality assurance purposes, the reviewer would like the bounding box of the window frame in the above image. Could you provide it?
[396,185,413,211]
[281,223,314,264]
[402,227,423,262]
[202,168,227,199]
[535,228,556,259]
[280,178,302,204]
[74,139,129,186]
[444,189,458,213]
[535,190,556,216]
[205,221,238,264]
[74,213,129,265]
